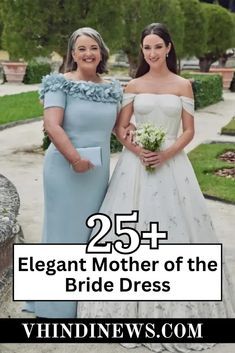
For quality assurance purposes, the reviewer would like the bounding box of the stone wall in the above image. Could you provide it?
[0,174,21,277]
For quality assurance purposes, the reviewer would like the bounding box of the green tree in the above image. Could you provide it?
[147,0,185,58]
[231,13,235,44]
[199,0,235,66]
[199,3,234,71]
[218,12,235,66]
[0,0,122,66]
[44,0,123,71]
[90,0,123,50]
[0,0,53,60]
[178,0,207,59]
[0,18,3,49]
[120,0,185,77]
[118,0,148,77]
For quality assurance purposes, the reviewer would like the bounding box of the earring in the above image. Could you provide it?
[166,53,169,58]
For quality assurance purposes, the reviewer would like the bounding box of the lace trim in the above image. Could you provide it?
[39,73,123,103]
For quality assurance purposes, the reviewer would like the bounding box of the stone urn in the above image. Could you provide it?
[1,61,27,83]
[209,68,235,89]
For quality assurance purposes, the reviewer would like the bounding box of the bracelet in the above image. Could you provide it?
[72,159,81,167]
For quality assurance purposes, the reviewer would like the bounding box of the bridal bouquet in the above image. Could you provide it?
[135,122,166,173]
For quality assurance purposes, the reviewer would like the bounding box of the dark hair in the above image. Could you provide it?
[65,27,109,74]
[135,23,177,78]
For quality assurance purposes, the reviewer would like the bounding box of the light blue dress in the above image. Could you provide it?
[23,73,122,318]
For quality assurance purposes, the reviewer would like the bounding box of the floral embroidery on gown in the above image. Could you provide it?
[78,93,235,352]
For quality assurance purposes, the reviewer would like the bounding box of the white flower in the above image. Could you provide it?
[134,122,166,173]
[1,216,10,222]
[12,223,21,234]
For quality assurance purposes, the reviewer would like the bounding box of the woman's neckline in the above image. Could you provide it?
[125,92,193,99]
[60,73,111,86]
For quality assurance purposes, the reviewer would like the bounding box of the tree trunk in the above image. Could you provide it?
[218,56,227,68]
[177,58,181,75]
[127,54,138,78]
[199,57,213,72]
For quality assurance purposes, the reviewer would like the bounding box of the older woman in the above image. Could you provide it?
[23,27,122,318]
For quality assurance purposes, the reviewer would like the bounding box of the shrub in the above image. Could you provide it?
[42,130,51,151]
[181,72,223,109]
[24,61,51,84]
[110,134,123,153]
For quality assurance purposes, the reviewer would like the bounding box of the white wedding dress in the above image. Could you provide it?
[78,93,235,352]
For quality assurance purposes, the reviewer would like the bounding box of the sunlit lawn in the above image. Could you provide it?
[0,92,42,125]
[221,117,235,136]
[188,143,235,204]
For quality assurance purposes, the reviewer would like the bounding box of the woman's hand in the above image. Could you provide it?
[123,123,136,142]
[138,149,169,167]
[72,159,94,173]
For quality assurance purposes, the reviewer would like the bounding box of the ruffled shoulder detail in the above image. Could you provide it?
[180,96,194,116]
[39,73,123,104]
[121,93,136,108]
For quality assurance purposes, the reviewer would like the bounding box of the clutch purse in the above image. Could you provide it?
[74,146,102,167]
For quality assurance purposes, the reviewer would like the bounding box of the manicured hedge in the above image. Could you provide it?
[24,61,51,84]
[181,72,223,109]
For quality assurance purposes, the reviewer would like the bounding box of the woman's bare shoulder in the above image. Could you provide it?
[124,77,145,93]
[174,75,194,98]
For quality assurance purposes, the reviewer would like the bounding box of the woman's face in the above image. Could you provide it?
[72,35,101,71]
[142,34,170,69]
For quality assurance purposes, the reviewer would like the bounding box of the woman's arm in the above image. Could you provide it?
[114,81,143,156]
[115,103,142,156]
[113,122,136,140]
[144,80,194,167]
[44,107,93,172]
